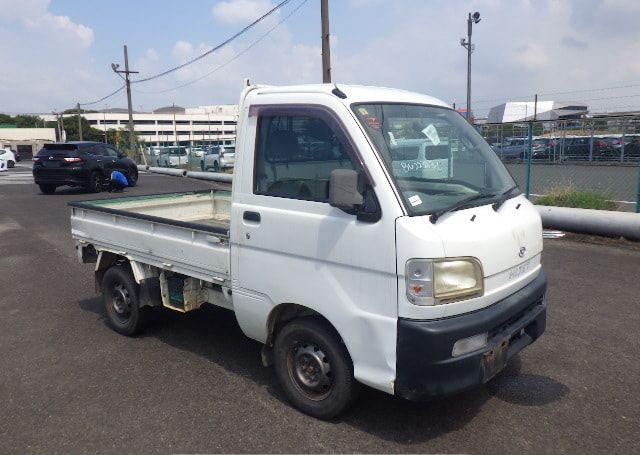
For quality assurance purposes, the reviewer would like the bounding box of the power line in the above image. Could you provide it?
[78,84,126,107]
[540,82,640,96]
[474,81,640,105]
[132,0,293,84]
[134,0,310,95]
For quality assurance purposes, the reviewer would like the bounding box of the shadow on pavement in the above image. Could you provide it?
[78,297,568,444]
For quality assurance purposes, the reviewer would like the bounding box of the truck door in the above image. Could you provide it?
[231,104,398,390]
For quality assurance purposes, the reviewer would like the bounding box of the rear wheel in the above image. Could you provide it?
[273,318,359,419]
[102,265,150,336]
[200,161,205,171]
[8,160,15,168]
[86,170,103,193]
[213,161,220,172]
[38,183,56,194]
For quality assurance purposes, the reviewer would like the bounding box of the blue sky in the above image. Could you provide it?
[2,0,640,114]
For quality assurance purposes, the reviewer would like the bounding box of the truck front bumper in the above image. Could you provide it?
[395,270,547,401]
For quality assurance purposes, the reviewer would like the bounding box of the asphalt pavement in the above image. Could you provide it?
[1,165,638,453]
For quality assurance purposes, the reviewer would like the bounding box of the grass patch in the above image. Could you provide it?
[535,186,617,210]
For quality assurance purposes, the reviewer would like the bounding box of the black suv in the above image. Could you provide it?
[33,142,138,194]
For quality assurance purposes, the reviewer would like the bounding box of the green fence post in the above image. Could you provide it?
[526,122,533,199]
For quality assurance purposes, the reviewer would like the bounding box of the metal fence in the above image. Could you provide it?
[133,115,640,213]
[478,115,640,212]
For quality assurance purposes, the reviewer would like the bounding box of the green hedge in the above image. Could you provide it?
[535,186,617,211]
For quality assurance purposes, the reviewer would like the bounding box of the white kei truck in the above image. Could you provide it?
[69,84,547,419]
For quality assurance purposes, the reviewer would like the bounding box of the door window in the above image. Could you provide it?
[104,145,119,157]
[88,145,105,156]
[254,114,356,202]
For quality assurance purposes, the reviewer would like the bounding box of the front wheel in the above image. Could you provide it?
[213,161,220,172]
[200,161,205,171]
[273,318,359,419]
[8,160,15,168]
[38,183,56,194]
[102,265,150,336]
[127,168,138,187]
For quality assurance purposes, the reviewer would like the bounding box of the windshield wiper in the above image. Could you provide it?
[492,185,521,211]
[429,192,496,224]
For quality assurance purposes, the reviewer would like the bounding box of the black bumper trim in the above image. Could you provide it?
[395,270,547,401]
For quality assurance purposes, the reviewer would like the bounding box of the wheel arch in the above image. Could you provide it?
[94,251,130,293]
[263,303,355,367]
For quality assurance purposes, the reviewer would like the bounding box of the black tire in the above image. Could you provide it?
[39,183,56,194]
[127,168,138,187]
[86,170,103,193]
[102,265,150,336]
[273,317,359,419]
[8,160,15,168]
[213,161,220,172]
[200,161,205,171]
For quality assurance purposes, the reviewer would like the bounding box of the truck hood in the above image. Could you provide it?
[395,194,543,320]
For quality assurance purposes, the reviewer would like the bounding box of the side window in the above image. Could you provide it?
[88,145,104,156]
[254,114,356,202]
[104,145,118,157]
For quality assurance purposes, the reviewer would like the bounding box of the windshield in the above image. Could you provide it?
[353,103,517,216]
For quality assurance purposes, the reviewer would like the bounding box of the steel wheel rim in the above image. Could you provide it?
[111,283,132,323]
[92,174,101,191]
[286,341,333,401]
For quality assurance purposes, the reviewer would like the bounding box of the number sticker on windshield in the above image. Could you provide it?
[422,124,441,145]
[408,195,423,206]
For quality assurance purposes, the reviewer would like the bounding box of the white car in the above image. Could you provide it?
[0,158,7,172]
[190,147,205,158]
[201,145,235,171]
[0,149,16,168]
[157,146,189,167]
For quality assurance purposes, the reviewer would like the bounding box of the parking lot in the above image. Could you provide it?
[1,166,638,453]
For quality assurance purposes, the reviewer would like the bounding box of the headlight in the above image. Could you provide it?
[405,257,483,305]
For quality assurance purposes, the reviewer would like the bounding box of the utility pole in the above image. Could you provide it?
[52,112,61,141]
[111,45,139,152]
[77,103,83,141]
[460,12,481,122]
[103,105,107,143]
[173,103,178,148]
[321,0,331,83]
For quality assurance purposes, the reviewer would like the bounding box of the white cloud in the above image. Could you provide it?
[212,0,275,25]
[23,13,94,48]
[0,0,97,112]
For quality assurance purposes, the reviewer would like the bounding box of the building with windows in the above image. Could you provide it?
[0,127,56,158]
[487,101,588,123]
[43,104,238,147]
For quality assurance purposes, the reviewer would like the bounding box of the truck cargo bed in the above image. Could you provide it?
[69,190,231,283]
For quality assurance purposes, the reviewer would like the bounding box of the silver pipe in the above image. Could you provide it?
[536,205,640,240]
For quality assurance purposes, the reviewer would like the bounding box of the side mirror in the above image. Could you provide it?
[329,169,363,214]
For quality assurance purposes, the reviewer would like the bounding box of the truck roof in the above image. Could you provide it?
[247,84,451,109]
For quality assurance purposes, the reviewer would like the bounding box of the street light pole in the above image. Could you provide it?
[460,12,481,122]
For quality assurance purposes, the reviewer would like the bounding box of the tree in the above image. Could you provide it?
[59,115,104,142]
[105,128,144,153]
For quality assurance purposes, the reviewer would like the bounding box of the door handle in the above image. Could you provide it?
[243,211,261,223]
[96,159,102,162]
